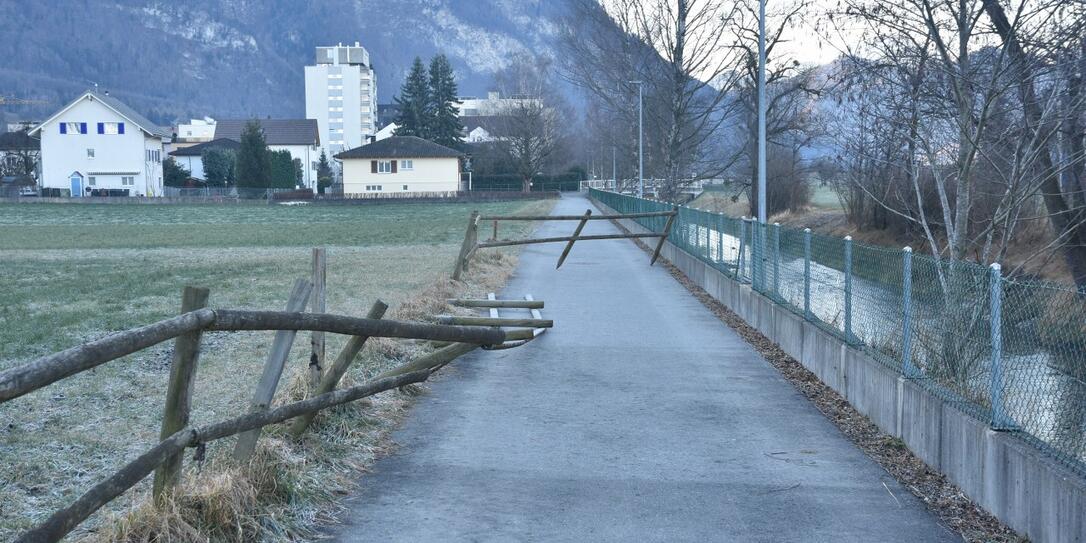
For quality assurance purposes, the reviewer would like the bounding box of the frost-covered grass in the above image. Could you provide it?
[0,199,554,540]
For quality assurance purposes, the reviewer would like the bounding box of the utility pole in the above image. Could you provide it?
[628,80,644,198]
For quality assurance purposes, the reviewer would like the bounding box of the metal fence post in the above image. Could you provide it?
[902,247,917,377]
[989,263,1015,430]
[844,236,854,343]
[753,222,763,292]
[738,218,747,281]
[803,228,812,319]
[718,213,725,267]
[773,223,781,297]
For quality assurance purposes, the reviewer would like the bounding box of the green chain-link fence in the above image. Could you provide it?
[591,188,1086,475]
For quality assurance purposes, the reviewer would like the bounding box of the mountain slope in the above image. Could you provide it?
[0,0,568,125]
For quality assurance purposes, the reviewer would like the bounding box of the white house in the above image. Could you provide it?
[30,90,170,197]
[167,138,240,181]
[334,136,462,195]
[214,119,320,189]
[374,122,398,141]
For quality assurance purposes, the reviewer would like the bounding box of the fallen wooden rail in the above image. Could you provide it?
[448,299,544,309]
[453,207,678,274]
[436,315,554,328]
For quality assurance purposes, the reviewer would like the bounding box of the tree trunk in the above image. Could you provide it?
[981,0,1086,291]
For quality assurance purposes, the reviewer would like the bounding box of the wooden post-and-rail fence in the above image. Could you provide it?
[2,248,551,543]
[451,207,678,280]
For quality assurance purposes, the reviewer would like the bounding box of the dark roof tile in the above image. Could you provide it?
[214,119,319,146]
[334,136,462,160]
[168,138,241,157]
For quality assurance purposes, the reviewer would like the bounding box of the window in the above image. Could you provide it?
[62,122,87,134]
[99,122,123,135]
[399,160,413,171]
[121,176,134,186]
[402,184,408,191]
[364,184,383,191]
[88,176,96,186]
[145,149,161,163]
[377,160,392,174]
[86,148,95,158]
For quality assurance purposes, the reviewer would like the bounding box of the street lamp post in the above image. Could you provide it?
[754,0,768,290]
[628,80,644,198]
[757,0,767,225]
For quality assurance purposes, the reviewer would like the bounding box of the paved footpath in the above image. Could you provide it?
[331,194,957,542]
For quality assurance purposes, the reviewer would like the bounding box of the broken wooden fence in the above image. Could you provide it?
[0,249,551,543]
[451,207,678,280]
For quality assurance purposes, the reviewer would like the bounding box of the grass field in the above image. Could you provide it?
[694,182,843,215]
[0,199,553,540]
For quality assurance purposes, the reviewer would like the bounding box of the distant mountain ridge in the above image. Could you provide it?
[0,0,571,126]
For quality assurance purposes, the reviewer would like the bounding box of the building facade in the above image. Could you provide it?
[335,136,462,195]
[172,118,216,150]
[305,43,378,156]
[456,91,540,117]
[29,90,169,197]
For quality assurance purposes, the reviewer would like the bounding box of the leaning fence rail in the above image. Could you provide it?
[589,188,1086,476]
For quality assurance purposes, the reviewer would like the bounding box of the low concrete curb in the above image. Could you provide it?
[593,197,1086,543]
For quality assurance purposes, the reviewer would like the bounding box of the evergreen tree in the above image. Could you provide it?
[269,150,297,188]
[317,150,334,194]
[428,54,464,148]
[394,57,432,138]
[236,120,272,188]
[202,148,236,187]
[163,157,190,187]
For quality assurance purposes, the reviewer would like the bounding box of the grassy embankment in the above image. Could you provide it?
[0,199,554,541]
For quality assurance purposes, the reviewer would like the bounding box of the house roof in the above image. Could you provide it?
[214,119,319,146]
[29,90,169,138]
[168,138,241,157]
[0,130,39,150]
[334,136,463,160]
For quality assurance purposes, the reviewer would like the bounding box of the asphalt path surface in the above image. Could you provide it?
[330,194,957,542]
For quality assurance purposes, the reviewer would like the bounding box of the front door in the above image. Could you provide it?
[69,173,83,197]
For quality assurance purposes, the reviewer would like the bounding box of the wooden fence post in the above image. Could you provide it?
[452,211,480,281]
[151,286,210,502]
[650,208,678,265]
[233,278,313,462]
[309,248,327,392]
[556,209,592,269]
[289,299,388,436]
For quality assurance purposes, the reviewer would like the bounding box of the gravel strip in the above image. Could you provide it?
[614,220,1020,543]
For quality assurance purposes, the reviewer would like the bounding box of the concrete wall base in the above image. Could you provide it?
[593,197,1086,543]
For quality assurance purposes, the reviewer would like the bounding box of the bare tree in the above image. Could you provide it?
[559,0,745,201]
[491,53,571,192]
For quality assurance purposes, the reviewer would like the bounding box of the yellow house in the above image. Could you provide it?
[335,136,463,195]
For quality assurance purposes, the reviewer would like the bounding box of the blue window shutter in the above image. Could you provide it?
[60,123,67,134]
[97,123,104,134]
[80,123,87,134]
[118,122,125,134]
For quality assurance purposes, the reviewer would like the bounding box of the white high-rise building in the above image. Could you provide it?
[305,42,378,155]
